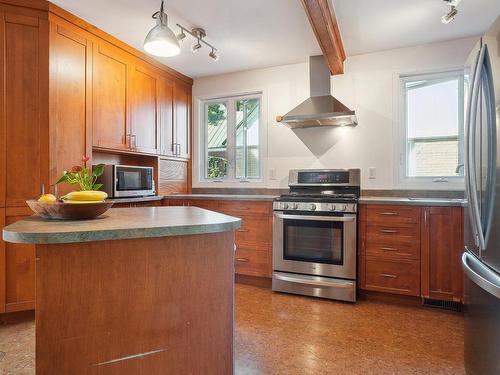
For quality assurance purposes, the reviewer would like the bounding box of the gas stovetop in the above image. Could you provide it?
[275,193,358,203]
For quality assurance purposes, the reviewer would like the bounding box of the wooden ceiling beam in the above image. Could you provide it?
[301,0,346,75]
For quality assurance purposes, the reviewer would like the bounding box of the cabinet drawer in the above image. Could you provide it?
[218,201,271,215]
[364,258,420,296]
[365,205,420,224]
[235,216,271,246]
[365,242,420,261]
[366,224,419,245]
[235,248,270,277]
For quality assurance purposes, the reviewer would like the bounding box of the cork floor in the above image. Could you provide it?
[0,284,464,374]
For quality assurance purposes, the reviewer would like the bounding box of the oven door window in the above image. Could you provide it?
[283,218,343,265]
[116,168,153,191]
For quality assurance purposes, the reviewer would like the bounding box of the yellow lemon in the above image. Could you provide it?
[38,194,57,203]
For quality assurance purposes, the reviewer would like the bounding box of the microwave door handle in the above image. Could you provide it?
[274,213,355,222]
[468,45,487,250]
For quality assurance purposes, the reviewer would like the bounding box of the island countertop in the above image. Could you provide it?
[2,206,241,245]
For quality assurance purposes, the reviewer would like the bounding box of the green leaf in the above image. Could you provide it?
[92,183,103,191]
[92,164,105,177]
[56,174,70,184]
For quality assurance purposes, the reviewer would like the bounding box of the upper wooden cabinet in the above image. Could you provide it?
[158,76,174,157]
[421,206,464,302]
[92,41,130,151]
[174,81,191,159]
[1,11,49,207]
[130,63,160,154]
[49,20,92,195]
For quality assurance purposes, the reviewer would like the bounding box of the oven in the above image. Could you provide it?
[273,211,356,279]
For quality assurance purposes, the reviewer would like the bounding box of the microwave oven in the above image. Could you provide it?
[96,165,155,198]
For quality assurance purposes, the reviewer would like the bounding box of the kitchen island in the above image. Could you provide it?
[2,206,241,375]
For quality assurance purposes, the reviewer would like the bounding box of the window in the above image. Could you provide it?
[202,93,262,182]
[398,70,467,188]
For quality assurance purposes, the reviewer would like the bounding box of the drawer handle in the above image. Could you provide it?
[381,247,398,252]
[236,258,250,263]
[237,229,250,233]
[380,229,398,234]
[379,273,397,279]
[380,212,398,216]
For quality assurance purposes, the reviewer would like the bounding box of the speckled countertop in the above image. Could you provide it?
[359,196,466,207]
[2,207,241,244]
[165,194,278,201]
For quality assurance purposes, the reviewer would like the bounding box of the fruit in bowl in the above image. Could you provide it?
[62,190,108,204]
[38,194,57,203]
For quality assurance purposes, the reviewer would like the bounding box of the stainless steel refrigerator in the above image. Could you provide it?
[462,14,500,375]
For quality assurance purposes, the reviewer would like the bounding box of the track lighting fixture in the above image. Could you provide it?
[176,25,220,61]
[143,1,180,57]
[177,29,186,42]
[441,0,461,24]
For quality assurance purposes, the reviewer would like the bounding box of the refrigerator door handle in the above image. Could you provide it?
[462,251,500,299]
[480,45,497,250]
[468,45,488,251]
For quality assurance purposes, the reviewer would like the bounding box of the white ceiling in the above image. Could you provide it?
[51,0,500,78]
[50,0,321,78]
[333,0,500,56]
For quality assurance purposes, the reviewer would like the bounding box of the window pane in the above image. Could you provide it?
[406,76,463,177]
[206,102,228,179]
[236,98,260,179]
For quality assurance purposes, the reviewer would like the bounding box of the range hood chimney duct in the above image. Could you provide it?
[276,55,357,128]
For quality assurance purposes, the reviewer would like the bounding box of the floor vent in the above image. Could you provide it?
[423,298,462,312]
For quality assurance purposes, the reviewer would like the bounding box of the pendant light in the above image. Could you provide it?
[144,1,180,57]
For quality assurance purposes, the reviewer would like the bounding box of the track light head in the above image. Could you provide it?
[191,40,202,53]
[441,5,458,24]
[209,48,219,61]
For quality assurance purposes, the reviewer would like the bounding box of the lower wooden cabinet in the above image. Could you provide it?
[165,199,273,278]
[359,204,464,302]
[0,207,36,313]
[421,206,463,302]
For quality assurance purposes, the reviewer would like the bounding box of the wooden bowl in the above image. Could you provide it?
[26,200,114,220]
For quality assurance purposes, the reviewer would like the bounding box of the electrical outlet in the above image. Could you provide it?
[368,167,376,179]
[270,169,277,180]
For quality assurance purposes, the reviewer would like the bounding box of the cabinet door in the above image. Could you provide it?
[158,159,188,195]
[0,208,4,312]
[3,12,49,206]
[4,209,35,312]
[158,76,174,157]
[174,81,190,158]
[92,42,130,150]
[130,63,159,154]
[421,207,464,301]
[49,21,92,195]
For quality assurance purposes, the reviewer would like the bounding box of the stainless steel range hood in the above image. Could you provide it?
[276,55,357,129]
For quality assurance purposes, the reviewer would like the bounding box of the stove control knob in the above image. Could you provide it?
[291,203,298,210]
[282,203,289,210]
[329,204,336,211]
[310,204,317,211]
[339,204,347,212]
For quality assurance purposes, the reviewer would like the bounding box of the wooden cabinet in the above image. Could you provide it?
[49,20,92,195]
[359,204,421,297]
[421,207,463,302]
[130,63,159,154]
[158,76,175,157]
[2,11,49,207]
[112,200,162,208]
[92,41,130,150]
[166,199,272,278]
[173,81,190,159]
[2,208,36,313]
[158,159,188,195]
[359,204,465,302]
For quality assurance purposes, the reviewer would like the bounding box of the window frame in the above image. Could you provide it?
[394,68,467,190]
[200,92,264,184]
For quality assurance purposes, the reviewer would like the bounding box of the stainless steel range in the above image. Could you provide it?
[272,169,360,302]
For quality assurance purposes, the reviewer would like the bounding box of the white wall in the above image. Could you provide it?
[193,37,478,190]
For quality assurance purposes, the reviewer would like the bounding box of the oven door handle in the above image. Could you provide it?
[274,273,354,288]
[274,213,355,222]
